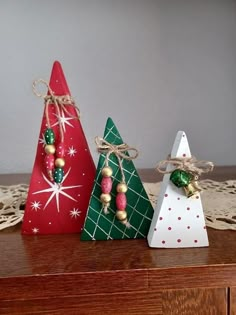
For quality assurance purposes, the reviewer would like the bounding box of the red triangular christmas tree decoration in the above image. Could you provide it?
[22,61,96,235]
[81,117,154,241]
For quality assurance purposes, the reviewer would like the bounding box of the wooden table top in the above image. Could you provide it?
[0,166,236,300]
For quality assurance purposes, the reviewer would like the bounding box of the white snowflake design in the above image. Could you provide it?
[39,133,46,146]
[31,201,42,211]
[32,227,39,234]
[67,146,77,157]
[70,208,81,219]
[51,111,74,133]
[33,168,82,213]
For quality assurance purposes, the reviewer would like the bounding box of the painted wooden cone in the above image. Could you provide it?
[81,117,154,241]
[147,131,209,248]
[22,61,96,235]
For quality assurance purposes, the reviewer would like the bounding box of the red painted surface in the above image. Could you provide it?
[22,61,96,235]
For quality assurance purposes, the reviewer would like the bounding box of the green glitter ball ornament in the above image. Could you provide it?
[170,169,192,188]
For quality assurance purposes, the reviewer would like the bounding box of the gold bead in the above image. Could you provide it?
[55,158,65,168]
[100,193,111,204]
[45,144,56,154]
[116,182,128,193]
[101,166,113,177]
[116,210,127,221]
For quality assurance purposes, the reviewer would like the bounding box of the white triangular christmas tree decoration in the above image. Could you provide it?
[147,131,209,248]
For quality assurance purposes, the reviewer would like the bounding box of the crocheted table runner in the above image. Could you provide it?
[0,184,28,230]
[0,180,235,231]
[144,179,236,230]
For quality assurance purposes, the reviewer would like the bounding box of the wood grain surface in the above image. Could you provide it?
[1,229,236,278]
[162,287,227,315]
[0,291,163,315]
[230,287,236,315]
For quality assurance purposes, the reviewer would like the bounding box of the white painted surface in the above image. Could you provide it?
[147,131,209,248]
[0,0,235,173]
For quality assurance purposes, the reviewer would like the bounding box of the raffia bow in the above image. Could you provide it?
[157,156,214,197]
[157,156,214,178]
[32,79,80,142]
[95,137,138,182]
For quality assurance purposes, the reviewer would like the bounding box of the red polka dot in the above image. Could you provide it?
[194,240,198,243]
[165,194,168,197]
[187,226,190,229]
[168,227,172,230]
[154,228,157,231]
[159,217,163,220]
[183,153,186,157]
[162,240,165,244]
[196,215,199,218]
[178,217,181,220]
[168,207,172,211]
[177,197,180,200]
[187,207,190,210]
[177,239,181,243]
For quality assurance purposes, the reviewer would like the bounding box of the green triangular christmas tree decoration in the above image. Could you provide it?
[81,117,154,241]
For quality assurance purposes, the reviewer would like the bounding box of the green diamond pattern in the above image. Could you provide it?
[81,117,154,241]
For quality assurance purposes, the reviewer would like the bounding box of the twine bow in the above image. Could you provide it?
[95,137,138,183]
[157,156,214,179]
[32,79,80,143]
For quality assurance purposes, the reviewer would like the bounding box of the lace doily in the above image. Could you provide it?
[0,180,236,231]
[143,179,236,230]
[0,184,28,230]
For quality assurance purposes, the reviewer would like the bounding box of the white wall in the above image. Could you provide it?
[0,0,235,174]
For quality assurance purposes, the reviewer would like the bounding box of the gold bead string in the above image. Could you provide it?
[95,136,139,183]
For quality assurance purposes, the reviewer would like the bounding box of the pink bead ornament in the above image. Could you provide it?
[56,142,65,158]
[100,166,113,214]
[101,176,112,194]
[116,192,126,210]
[116,183,129,227]
[95,136,138,227]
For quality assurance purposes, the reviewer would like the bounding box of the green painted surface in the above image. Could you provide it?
[81,117,154,241]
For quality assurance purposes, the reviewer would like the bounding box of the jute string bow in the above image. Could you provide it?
[157,156,214,179]
[32,79,80,143]
[95,137,138,182]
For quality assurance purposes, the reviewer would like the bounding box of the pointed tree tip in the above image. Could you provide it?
[103,117,123,145]
[171,130,191,158]
[51,61,64,75]
[49,61,70,95]
[175,131,188,141]
[105,117,115,129]
[176,130,186,136]
[106,117,113,124]
[53,60,62,67]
